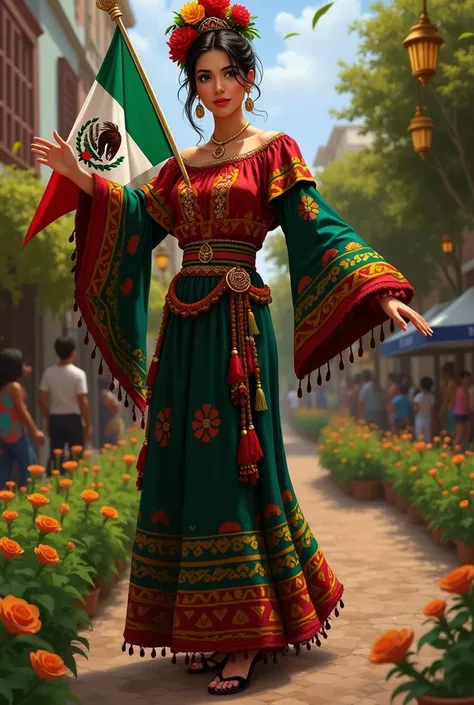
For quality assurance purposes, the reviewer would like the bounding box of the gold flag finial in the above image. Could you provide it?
[96,0,122,21]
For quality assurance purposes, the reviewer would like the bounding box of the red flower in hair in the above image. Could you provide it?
[167,26,199,64]
[200,0,230,19]
[231,4,251,26]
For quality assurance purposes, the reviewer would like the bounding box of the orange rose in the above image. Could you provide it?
[67,541,75,551]
[0,490,15,503]
[368,629,414,664]
[20,486,27,494]
[35,515,62,534]
[443,436,451,444]
[4,481,15,489]
[470,472,474,480]
[0,596,41,635]
[82,467,89,474]
[83,449,93,459]
[438,480,445,486]
[40,486,50,494]
[52,449,63,456]
[409,466,417,473]
[62,461,78,472]
[51,469,60,477]
[92,466,100,474]
[59,479,73,489]
[459,499,470,509]
[414,441,425,452]
[96,482,104,489]
[70,445,83,454]
[30,650,66,680]
[428,469,437,477]
[100,506,119,520]
[103,443,112,450]
[60,503,70,515]
[117,440,126,447]
[81,489,99,504]
[2,510,19,524]
[27,465,45,478]
[470,490,474,496]
[123,454,137,466]
[423,599,446,619]
[27,493,49,510]
[433,436,440,443]
[0,537,24,559]
[442,490,449,496]
[34,544,60,565]
[439,566,474,595]
[441,452,448,459]
[122,474,132,483]
[452,454,465,466]
[452,486,460,493]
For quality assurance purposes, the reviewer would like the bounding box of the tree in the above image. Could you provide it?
[0,165,75,313]
[333,0,474,242]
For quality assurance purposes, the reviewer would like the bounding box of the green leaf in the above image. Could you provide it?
[312,2,335,29]
[74,635,90,651]
[458,32,474,39]
[449,610,470,628]
[11,141,22,156]
[5,668,35,694]
[284,32,300,39]
[391,682,417,702]
[31,594,55,619]
[0,684,13,705]
[13,634,55,651]
[417,626,443,651]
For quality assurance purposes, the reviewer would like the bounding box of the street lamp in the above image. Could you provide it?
[408,104,434,158]
[154,244,169,273]
[441,234,454,256]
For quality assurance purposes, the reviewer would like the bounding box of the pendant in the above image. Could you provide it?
[198,242,213,263]
[226,267,251,293]
[212,144,225,159]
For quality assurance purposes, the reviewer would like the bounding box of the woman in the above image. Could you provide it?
[454,370,471,448]
[0,349,45,487]
[31,2,432,694]
[98,375,124,446]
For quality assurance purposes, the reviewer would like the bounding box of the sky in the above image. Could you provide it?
[127,0,373,277]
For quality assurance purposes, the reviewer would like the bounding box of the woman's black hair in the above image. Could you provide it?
[178,29,265,140]
[0,348,24,389]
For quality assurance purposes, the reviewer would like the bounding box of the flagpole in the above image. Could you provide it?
[96,0,191,187]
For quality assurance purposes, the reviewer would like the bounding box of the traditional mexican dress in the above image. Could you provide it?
[74,132,413,657]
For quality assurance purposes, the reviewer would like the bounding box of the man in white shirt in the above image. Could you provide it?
[39,336,92,472]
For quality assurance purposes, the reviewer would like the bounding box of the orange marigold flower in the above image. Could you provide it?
[428,469,437,477]
[60,503,70,516]
[0,490,15,503]
[103,443,112,450]
[70,446,83,454]
[425,443,433,450]
[459,499,470,509]
[443,436,451,444]
[51,469,60,477]
[368,629,414,664]
[67,541,75,551]
[62,461,78,472]
[414,441,425,452]
[92,465,100,473]
[59,479,73,489]
[0,596,41,635]
[438,479,445,486]
[34,544,60,565]
[441,490,449,496]
[35,515,61,534]
[100,506,118,520]
[82,467,89,474]
[366,453,372,459]
[27,465,45,478]
[433,436,440,443]
[27,493,49,509]
[441,452,448,459]
[395,461,402,468]
[0,537,24,559]
[452,454,465,466]
[2,510,19,523]
[122,454,137,466]
[470,490,474,496]
[81,489,99,504]
[423,599,446,619]
[452,486,460,493]
[130,437,138,446]
[30,650,66,680]
[96,482,104,489]
[20,486,27,493]
[83,450,93,459]
[409,466,417,473]
[52,449,63,456]
[40,486,50,494]
[117,440,126,447]
[4,481,15,489]
[439,566,474,595]
[122,474,132,483]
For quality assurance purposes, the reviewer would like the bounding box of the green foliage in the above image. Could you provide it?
[0,165,75,314]
[288,409,330,441]
[147,275,169,339]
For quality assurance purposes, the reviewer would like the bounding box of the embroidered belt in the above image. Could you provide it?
[182,240,257,269]
[136,265,272,491]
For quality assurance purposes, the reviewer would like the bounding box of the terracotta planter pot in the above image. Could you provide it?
[383,481,396,505]
[95,576,113,598]
[76,586,101,619]
[417,696,474,705]
[407,504,423,525]
[349,479,382,501]
[454,541,474,565]
[431,526,446,546]
[394,493,409,512]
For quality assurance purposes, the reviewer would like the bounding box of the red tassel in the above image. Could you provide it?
[246,343,254,375]
[136,441,148,474]
[237,432,252,464]
[146,357,158,388]
[247,427,263,462]
[227,350,244,384]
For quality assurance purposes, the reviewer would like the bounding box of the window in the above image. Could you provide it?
[0,0,41,168]
[57,58,79,140]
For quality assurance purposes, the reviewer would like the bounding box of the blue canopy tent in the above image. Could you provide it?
[381,301,452,357]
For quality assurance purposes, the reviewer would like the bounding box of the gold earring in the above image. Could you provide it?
[245,90,254,112]
[195,99,205,119]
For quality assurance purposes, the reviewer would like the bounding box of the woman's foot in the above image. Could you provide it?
[188,651,228,674]
[208,650,259,694]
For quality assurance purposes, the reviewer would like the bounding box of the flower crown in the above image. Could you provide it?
[165,1,259,66]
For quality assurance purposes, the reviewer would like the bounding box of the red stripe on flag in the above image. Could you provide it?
[23,171,80,246]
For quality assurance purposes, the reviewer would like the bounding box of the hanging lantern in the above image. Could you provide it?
[441,234,454,256]
[154,244,169,272]
[408,104,434,157]
[403,4,444,86]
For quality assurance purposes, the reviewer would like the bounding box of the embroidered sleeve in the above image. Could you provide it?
[272,181,414,380]
[140,158,175,234]
[267,134,315,203]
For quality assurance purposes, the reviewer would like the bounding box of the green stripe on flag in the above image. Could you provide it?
[97,28,173,167]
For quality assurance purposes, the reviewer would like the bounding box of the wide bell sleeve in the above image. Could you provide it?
[74,164,174,416]
[267,137,414,383]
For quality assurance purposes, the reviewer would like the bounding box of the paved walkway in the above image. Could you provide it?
[70,428,457,705]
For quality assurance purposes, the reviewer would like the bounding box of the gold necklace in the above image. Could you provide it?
[211,122,250,159]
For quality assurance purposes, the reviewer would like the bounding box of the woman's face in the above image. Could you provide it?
[22,362,32,378]
[195,49,254,118]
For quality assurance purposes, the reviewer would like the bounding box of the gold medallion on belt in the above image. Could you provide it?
[198,241,213,263]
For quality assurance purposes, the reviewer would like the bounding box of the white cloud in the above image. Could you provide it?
[128,29,150,53]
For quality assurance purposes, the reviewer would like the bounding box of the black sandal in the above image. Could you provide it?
[208,652,261,696]
[188,652,229,675]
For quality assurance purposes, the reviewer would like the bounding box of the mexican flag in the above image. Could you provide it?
[25,27,173,245]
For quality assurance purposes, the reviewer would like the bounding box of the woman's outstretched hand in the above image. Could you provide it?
[31,131,94,195]
[380,296,433,337]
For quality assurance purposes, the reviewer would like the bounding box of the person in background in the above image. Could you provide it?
[39,336,91,472]
[391,384,412,432]
[359,370,387,428]
[454,370,471,448]
[0,348,45,487]
[348,375,362,419]
[98,375,124,446]
[439,362,457,434]
[413,377,435,442]
[287,386,300,414]
[387,372,401,432]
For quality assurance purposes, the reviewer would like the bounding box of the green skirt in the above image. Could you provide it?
[123,268,344,656]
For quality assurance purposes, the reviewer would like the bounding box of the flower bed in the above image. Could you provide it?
[0,429,141,704]
[319,420,474,561]
[288,408,331,442]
